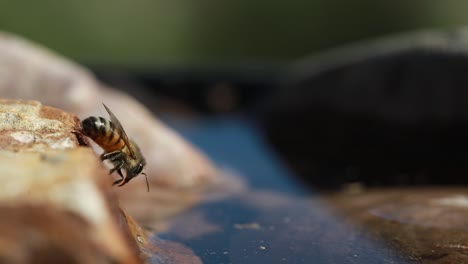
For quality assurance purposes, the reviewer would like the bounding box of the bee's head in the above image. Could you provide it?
[130,161,149,192]
[133,162,144,175]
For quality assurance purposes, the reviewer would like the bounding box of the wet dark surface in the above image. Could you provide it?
[157,116,413,264]
[157,197,412,264]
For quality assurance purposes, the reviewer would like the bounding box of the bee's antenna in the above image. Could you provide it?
[142,172,149,192]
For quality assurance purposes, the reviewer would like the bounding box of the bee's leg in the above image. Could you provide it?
[111,162,125,186]
[113,178,124,186]
[117,175,131,187]
[101,150,122,161]
[109,161,124,175]
[114,169,125,184]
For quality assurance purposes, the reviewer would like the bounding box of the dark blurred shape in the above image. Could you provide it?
[259,30,468,188]
[93,66,279,115]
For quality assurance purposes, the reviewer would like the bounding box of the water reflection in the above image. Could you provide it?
[156,116,411,263]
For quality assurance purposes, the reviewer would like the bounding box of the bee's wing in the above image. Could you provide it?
[102,103,136,159]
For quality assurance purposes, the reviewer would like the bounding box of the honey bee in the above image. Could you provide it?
[81,104,149,192]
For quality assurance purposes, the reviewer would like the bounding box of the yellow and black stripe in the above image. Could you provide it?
[81,116,125,152]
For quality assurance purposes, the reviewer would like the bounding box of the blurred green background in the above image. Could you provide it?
[1,1,468,66]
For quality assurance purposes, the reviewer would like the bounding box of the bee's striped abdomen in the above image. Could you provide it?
[81,116,125,152]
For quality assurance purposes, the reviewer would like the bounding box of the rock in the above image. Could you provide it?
[0,31,218,191]
[260,30,468,188]
[327,188,468,263]
[0,31,222,227]
[0,205,121,264]
[0,99,141,263]
[0,100,81,151]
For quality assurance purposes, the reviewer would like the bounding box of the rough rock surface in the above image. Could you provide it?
[0,99,142,263]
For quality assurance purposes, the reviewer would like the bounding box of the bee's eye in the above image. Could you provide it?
[134,163,143,174]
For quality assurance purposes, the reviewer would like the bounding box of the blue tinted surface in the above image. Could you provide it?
[165,115,308,194]
[157,115,410,264]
